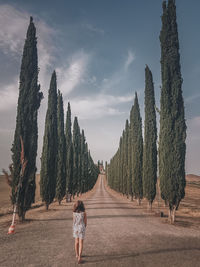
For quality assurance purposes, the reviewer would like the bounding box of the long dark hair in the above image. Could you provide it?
[73,200,85,213]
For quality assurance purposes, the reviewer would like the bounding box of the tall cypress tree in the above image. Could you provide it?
[56,90,66,204]
[80,130,87,194]
[84,142,89,192]
[11,17,43,221]
[123,120,129,197]
[65,102,73,201]
[132,93,143,204]
[72,117,81,196]
[88,151,99,190]
[40,71,58,210]
[159,0,186,223]
[127,106,134,200]
[143,66,157,209]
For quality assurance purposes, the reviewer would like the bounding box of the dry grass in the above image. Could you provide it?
[0,174,41,216]
[105,175,200,230]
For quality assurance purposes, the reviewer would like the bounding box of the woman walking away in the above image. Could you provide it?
[73,200,87,264]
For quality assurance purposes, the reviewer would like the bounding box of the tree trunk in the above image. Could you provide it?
[172,206,176,223]
[18,208,25,222]
[131,194,133,201]
[58,200,61,205]
[168,208,172,224]
[168,206,176,224]
[148,201,152,210]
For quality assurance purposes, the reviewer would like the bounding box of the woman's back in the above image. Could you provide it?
[73,212,85,227]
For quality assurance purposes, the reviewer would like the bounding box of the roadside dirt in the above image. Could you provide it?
[0,175,200,267]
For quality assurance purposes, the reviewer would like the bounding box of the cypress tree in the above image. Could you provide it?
[72,117,81,196]
[119,134,125,195]
[159,0,186,223]
[11,17,43,221]
[127,106,134,200]
[65,102,73,201]
[80,130,85,194]
[56,90,66,204]
[143,66,157,209]
[123,120,129,197]
[132,93,143,204]
[83,140,89,193]
[88,151,99,190]
[40,71,58,210]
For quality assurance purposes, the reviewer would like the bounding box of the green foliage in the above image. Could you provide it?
[65,102,73,197]
[11,17,43,220]
[72,117,81,195]
[143,66,157,206]
[107,93,143,203]
[56,90,66,204]
[159,0,186,211]
[40,71,58,209]
[131,93,143,201]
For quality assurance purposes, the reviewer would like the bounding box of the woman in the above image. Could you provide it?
[73,200,87,264]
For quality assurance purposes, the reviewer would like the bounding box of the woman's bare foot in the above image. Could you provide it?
[76,254,79,259]
[78,257,82,264]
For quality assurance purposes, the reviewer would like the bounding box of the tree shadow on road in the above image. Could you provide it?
[87,214,148,219]
[82,246,200,264]
[86,206,138,210]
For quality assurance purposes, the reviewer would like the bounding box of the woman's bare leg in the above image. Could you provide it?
[75,238,79,258]
[78,239,84,262]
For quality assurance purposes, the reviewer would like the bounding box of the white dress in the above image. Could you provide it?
[73,212,86,239]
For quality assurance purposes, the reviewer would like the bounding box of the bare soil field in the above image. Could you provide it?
[0,175,200,267]
[0,174,41,216]
[106,175,200,230]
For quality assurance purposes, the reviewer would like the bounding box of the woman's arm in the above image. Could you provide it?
[84,212,87,227]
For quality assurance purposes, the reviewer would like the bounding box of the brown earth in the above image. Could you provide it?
[0,174,41,216]
[0,174,200,267]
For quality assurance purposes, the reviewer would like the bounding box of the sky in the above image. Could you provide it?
[0,0,199,175]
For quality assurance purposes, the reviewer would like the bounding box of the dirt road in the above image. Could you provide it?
[0,175,200,266]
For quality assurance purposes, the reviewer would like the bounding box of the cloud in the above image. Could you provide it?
[0,79,18,111]
[70,94,134,120]
[84,23,104,35]
[56,51,90,96]
[0,5,28,55]
[124,50,135,71]
[187,116,200,141]
[0,4,56,110]
[100,50,136,95]
[185,92,200,103]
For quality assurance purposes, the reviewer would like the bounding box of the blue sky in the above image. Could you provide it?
[0,0,199,175]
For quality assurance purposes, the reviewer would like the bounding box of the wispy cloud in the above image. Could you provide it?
[0,5,28,55]
[0,80,18,111]
[70,93,134,120]
[0,4,57,110]
[124,50,135,71]
[56,51,90,96]
[187,116,200,140]
[101,49,136,94]
[185,92,200,103]
[84,23,104,35]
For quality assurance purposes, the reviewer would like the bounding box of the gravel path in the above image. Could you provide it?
[0,175,200,267]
